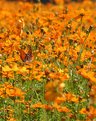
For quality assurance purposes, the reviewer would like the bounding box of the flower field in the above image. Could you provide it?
[0,0,96,120]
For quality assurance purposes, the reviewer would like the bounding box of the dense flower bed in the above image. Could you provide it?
[0,0,96,120]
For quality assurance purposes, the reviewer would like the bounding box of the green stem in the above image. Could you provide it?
[77,33,89,64]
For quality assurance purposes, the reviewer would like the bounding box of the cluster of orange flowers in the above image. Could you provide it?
[0,0,96,120]
[0,82,24,98]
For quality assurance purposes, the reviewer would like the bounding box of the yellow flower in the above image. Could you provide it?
[2,65,11,72]
[19,66,28,73]
[12,63,19,72]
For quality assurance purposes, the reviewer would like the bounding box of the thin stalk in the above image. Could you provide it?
[77,25,93,64]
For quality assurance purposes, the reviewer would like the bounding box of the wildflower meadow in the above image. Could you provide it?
[0,0,96,121]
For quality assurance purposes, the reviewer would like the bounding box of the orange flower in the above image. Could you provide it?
[78,69,96,83]
[0,42,4,48]
[79,108,87,114]
[32,102,45,109]
[14,87,25,97]
[65,93,79,103]
[87,106,96,119]
[55,96,66,104]
[53,103,70,113]
[0,82,24,98]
